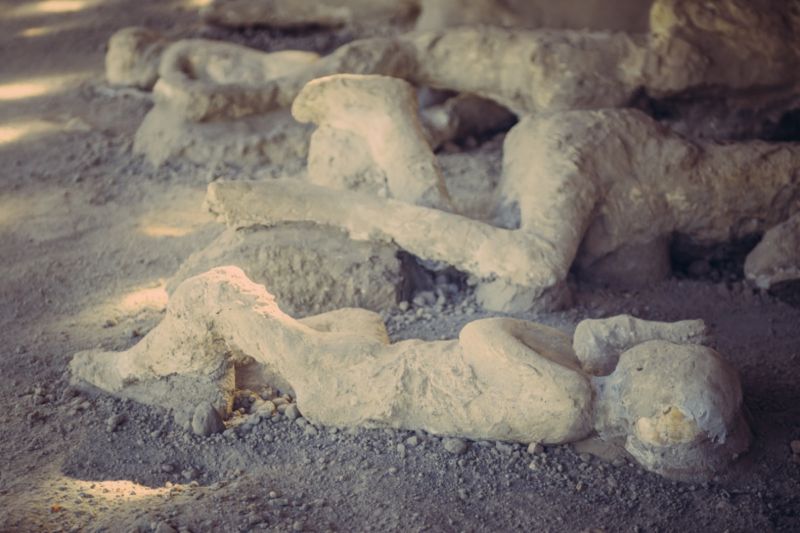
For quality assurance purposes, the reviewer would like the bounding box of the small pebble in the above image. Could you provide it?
[527,442,544,454]
[106,414,126,433]
[495,442,513,454]
[191,402,225,436]
[284,404,300,421]
[443,438,468,455]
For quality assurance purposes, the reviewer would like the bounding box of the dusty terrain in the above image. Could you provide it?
[1,1,799,532]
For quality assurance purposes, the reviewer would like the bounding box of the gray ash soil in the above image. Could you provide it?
[1,1,799,532]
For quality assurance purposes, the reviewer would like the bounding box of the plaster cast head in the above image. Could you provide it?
[593,340,750,479]
[105,27,168,90]
[293,74,452,210]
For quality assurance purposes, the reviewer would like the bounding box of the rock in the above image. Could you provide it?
[791,440,800,455]
[134,107,311,170]
[646,0,800,98]
[106,414,126,433]
[191,402,225,436]
[284,404,300,421]
[744,212,800,290]
[495,442,513,454]
[405,435,419,447]
[153,522,177,533]
[412,291,436,308]
[168,226,402,318]
[443,438,468,455]
[527,442,544,454]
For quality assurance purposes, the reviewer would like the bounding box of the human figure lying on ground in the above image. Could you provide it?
[207,99,800,311]
[71,267,751,480]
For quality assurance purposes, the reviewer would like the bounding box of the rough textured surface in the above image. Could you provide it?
[72,267,595,445]
[645,0,800,97]
[3,2,800,531]
[745,213,800,290]
[135,2,800,125]
[201,0,417,29]
[595,341,750,480]
[407,27,647,116]
[153,37,416,122]
[294,74,451,210]
[153,39,322,122]
[205,110,800,311]
[415,0,653,33]
[167,225,402,316]
[503,109,800,280]
[205,179,569,311]
[134,107,311,169]
[105,26,167,90]
[69,268,750,480]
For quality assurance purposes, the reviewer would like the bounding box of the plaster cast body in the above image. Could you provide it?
[109,0,800,167]
[206,109,800,311]
[201,0,417,28]
[70,267,750,480]
[414,0,652,33]
[105,26,167,90]
[127,0,800,122]
[292,75,452,210]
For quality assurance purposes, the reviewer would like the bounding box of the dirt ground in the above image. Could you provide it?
[1,1,799,532]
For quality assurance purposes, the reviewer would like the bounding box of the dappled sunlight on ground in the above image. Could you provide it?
[137,188,215,239]
[0,115,91,149]
[18,20,82,38]
[118,282,169,314]
[10,0,97,17]
[0,119,58,144]
[16,466,196,530]
[0,74,90,102]
[184,0,212,8]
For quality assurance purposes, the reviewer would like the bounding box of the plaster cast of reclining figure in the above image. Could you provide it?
[200,0,418,29]
[206,107,800,311]
[70,267,750,480]
[200,0,653,33]
[139,0,799,122]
